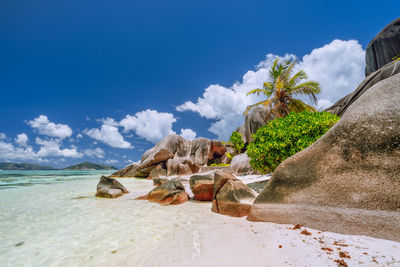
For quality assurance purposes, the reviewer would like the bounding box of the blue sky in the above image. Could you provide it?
[0,0,398,168]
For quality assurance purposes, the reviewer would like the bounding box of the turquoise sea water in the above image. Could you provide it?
[1,171,399,266]
[0,170,114,190]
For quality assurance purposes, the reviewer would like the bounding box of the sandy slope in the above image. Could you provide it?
[118,178,400,267]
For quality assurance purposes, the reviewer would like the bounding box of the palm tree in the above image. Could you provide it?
[244,58,321,119]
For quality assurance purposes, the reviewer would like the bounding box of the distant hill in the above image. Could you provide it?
[0,162,56,170]
[63,162,118,170]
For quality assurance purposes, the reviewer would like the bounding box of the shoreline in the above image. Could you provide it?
[0,172,399,266]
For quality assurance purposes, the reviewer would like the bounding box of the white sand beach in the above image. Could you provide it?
[1,173,399,267]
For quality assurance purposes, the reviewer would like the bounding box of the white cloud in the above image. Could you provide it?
[27,115,72,139]
[98,117,119,126]
[84,125,132,149]
[105,159,118,165]
[119,109,177,143]
[180,128,197,140]
[15,133,28,147]
[177,40,365,140]
[297,39,365,108]
[0,133,6,140]
[83,148,105,158]
[0,141,39,161]
[77,134,83,139]
[35,138,83,158]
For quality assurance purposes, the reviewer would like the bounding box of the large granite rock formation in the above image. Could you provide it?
[229,153,257,176]
[365,18,400,76]
[112,134,230,179]
[110,163,138,178]
[235,107,276,144]
[248,73,400,241]
[95,176,129,198]
[189,173,215,201]
[139,180,189,205]
[148,164,167,179]
[326,59,400,116]
[212,171,257,217]
[166,158,192,176]
[244,107,269,144]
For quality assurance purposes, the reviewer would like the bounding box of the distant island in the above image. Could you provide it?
[0,162,55,170]
[0,161,117,171]
[64,162,118,170]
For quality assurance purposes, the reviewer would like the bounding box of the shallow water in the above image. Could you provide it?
[0,171,399,267]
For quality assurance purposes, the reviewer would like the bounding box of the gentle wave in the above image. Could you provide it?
[0,170,114,189]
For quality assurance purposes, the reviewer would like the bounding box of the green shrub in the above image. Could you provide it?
[247,111,339,174]
[210,163,230,167]
[229,131,245,155]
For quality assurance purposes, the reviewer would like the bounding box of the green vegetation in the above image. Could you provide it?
[247,111,339,174]
[244,58,321,119]
[393,55,400,62]
[210,163,230,167]
[0,162,55,170]
[64,162,117,170]
[229,131,245,155]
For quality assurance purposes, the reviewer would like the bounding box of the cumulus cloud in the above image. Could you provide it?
[98,117,119,126]
[0,141,38,161]
[180,128,197,140]
[119,109,177,143]
[296,39,365,108]
[83,148,105,158]
[84,125,132,149]
[0,133,6,140]
[105,159,118,165]
[177,40,365,140]
[15,133,29,147]
[27,115,72,139]
[35,138,83,158]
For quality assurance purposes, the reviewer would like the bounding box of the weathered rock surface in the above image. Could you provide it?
[141,180,189,205]
[365,18,400,76]
[229,153,257,175]
[326,59,400,116]
[209,141,227,160]
[95,176,129,198]
[189,173,215,201]
[244,107,269,144]
[236,125,247,144]
[148,164,167,179]
[212,171,257,217]
[114,134,230,178]
[217,180,257,217]
[235,107,276,144]
[110,163,138,178]
[248,73,400,241]
[166,158,193,176]
[153,177,168,186]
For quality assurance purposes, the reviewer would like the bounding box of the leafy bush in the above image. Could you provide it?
[229,131,245,155]
[247,111,339,174]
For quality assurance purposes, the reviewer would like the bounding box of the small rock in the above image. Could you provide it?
[95,176,129,198]
[15,242,24,247]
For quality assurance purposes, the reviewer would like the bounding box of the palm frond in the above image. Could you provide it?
[289,99,316,112]
[288,70,307,86]
[246,88,270,96]
[243,99,270,115]
[288,81,321,105]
